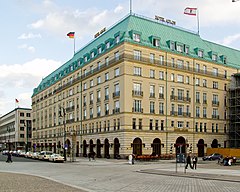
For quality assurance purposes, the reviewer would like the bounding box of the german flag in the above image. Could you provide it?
[67,32,75,38]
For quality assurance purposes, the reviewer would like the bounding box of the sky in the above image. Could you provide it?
[0,0,240,116]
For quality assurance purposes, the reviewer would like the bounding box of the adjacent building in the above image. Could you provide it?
[0,108,32,151]
[31,13,240,158]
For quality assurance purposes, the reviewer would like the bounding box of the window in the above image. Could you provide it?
[149,119,153,130]
[159,71,164,80]
[171,73,175,81]
[153,38,160,47]
[134,67,142,76]
[97,76,101,84]
[213,68,218,76]
[106,41,110,49]
[203,107,207,118]
[150,85,155,97]
[203,79,207,87]
[133,100,142,112]
[213,81,218,89]
[159,103,164,114]
[159,56,164,65]
[198,50,203,57]
[150,69,155,78]
[150,53,155,63]
[133,33,140,42]
[150,101,155,113]
[133,50,141,60]
[195,78,200,86]
[177,121,184,128]
[196,106,200,117]
[178,105,184,115]
[115,51,119,61]
[115,68,120,77]
[105,73,109,81]
[132,118,136,129]
[90,79,94,88]
[115,35,120,44]
[177,75,183,83]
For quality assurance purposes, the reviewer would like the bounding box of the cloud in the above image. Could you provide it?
[0,58,62,114]
[18,44,36,53]
[18,33,42,39]
[220,33,240,46]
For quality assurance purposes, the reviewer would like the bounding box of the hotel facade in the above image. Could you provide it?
[31,14,240,158]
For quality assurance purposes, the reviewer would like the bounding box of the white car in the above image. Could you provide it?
[49,154,64,163]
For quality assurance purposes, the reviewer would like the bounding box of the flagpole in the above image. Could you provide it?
[130,0,132,15]
[197,9,200,35]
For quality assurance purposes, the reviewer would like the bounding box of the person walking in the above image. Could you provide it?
[192,155,198,169]
[185,154,193,169]
[6,152,12,163]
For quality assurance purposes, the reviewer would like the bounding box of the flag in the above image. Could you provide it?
[67,32,75,38]
[15,98,19,103]
[184,7,197,16]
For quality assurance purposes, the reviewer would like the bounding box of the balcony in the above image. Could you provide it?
[159,93,164,99]
[132,90,143,97]
[113,91,120,98]
[150,93,155,98]
[113,108,120,114]
[132,107,143,113]
[212,115,219,119]
[212,101,219,106]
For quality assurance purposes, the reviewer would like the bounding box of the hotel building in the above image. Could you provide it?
[31,14,240,158]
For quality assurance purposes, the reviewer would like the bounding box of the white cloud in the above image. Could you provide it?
[0,58,62,114]
[18,44,36,53]
[18,33,42,39]
[220,33,240,46]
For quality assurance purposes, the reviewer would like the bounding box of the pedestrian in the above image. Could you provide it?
[6,152,12,163]
[185,154,193,169]
[192,155,198,169]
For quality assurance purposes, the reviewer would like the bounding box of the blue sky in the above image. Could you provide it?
[0,0,240,115]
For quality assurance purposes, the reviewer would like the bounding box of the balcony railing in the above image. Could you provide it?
[132,90,143,97]
[132,107,143,113]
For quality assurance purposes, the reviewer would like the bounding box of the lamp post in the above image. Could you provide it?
[59,106,67,161]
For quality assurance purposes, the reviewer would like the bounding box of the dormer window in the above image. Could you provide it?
[115,35,120,44]
[153,38,160,47]
[176,44,183,53]
[106,41,110,49]
[212,54,217,61]
[133,33,140,42]
[170,42,175,51]
[184,45,189,54]
[91,52,95,58]
[98,47,102,54]
[198,50,203,58]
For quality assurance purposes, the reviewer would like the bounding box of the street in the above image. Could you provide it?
[1,155,240,192]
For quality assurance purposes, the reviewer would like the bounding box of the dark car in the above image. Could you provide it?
[202,153,222,161]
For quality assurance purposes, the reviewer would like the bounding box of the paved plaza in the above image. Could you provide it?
[1,156,240,192]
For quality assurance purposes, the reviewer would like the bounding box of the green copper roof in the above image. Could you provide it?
[33,13,240,96]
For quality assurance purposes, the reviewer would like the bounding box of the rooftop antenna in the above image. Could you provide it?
[130,0,132,15]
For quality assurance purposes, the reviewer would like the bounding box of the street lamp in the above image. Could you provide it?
[59,106,67,161]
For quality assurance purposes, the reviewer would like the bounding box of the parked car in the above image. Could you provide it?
[32,152,39,159]
[202,153,222,161]
[38,151,53,161]
[49,153,64,163]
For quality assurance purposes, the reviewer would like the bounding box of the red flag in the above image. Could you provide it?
[15,99,19,103]
[184,7,197,16]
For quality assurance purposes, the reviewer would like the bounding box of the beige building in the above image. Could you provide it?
[31,14,240,159]
[0,108,32,151]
